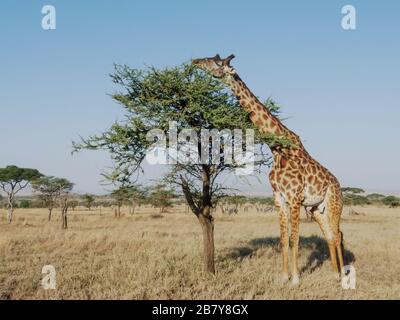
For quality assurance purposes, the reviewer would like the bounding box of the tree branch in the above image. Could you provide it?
[180,175,199,216]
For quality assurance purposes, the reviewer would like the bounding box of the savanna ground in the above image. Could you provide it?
[0,205,399,300]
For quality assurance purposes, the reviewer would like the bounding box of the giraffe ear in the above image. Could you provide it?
[223,54,235,66]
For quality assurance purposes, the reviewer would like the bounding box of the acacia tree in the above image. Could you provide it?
[69,200,79,211]
[225,195,247,214]
[0,165,42,223]
[341,187,370,206]
[81,193,95,211]
[382,196,400,208]
[59,181,74,229]
[110,187,129,218]
[125,185,148,214]
[149,184,175,213]
[32,176,73,221]
[341,187,365,195]
[73,63,285,273]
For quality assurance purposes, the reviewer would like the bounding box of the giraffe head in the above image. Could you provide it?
[192,54,236,78]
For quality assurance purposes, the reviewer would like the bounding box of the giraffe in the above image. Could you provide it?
[192,54,345,284]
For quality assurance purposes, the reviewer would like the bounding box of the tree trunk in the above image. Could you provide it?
[61,208,68,229]
[7,195,14,223]
[180,166,216,274]
[7,206,13,224]
[48,208,53,222]
[60,193,69,229]
[115,205,121,218]
[198,207,215,274]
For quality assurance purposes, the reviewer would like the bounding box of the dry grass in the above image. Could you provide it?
[0,205,399,300]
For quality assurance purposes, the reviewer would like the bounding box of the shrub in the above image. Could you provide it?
[18,200,31,208]
[382,196,400,208]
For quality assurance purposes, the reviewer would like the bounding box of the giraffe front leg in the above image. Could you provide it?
[290,202,301,285]
[274,193,290,283]
[280,211,290,283]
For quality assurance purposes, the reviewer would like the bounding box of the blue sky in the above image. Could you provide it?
[1,0,399,195]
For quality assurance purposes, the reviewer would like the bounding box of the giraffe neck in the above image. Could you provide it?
[225,73,303,149]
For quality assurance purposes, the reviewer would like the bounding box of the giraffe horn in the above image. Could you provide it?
[223,54,235,65]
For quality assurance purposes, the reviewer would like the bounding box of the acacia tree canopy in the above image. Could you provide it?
[31,176,74,221]
[148,184,175,213]
[0,165,42,191]
[32,176,73,196]
[341,187,365,194]
[81,193,95,210]
[73,63,286,186]
[0,165,42,223]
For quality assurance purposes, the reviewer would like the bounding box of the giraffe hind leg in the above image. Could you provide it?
[327,186,345,274]
[312,207,339,275]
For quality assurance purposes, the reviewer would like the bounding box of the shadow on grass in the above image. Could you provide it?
[227,235,355,274]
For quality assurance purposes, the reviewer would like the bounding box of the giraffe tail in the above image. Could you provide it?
[339,230,345,265]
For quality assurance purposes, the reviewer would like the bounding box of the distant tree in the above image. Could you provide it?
[348,195,370,206]
[81,194,95,211]
[125,185,148,214]
[224,195,246,214]
[59,182,74,229]
[69,200,79,211]
[366,193,385,199]
[149,185,175,213]
[60,193,69,229]
[110,187,129,218]
[29,199,44,208]
[382,196,400,208]
[0,165,42,223]
[341,187,370,206]
[97,200,112,208]
[32,176,73,221]
[245,196,274,213]
[19,199,31,208]
[341,187,365,195]
[366,193,386,203]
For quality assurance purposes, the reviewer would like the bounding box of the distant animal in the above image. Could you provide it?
[228,207,238,215]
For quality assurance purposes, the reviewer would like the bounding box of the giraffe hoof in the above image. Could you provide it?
[291,274,300,286]
[281,273,290,284]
